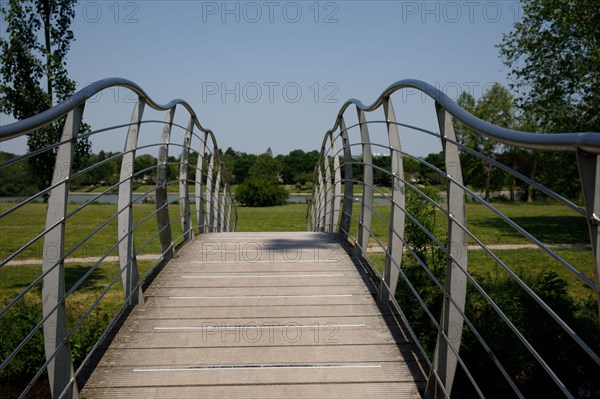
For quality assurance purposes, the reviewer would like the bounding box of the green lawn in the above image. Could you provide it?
[1,199,596,389]
[235,204,308,232]
[0,202,185,261]
[360,202,590,249]
[0,200,593,303]
[367,247,594,303]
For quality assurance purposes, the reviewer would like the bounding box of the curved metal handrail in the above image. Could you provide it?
[0,77,215,142]
[309,79,600,398]
[0,78,237,399]
[319,79,600,154]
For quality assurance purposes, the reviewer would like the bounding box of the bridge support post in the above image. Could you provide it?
[354,109,373,259]
[156,108,175,260]
[118,99,145,306]
[425,105,468,398]
[338,117,354,241]
[212,161,222,231]
[323,140,333,232]
[379,98,404,302]
[179,117,194,243]
[224,191,232,232]
[195,132,207,233]
[316,163,326,231]
[576,151,600,320]
[205,146,215,232]
[219,182,227,232]
[331,135,342,233]
[42,105,85,399]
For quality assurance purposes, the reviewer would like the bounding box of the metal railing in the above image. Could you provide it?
[0,78,236,398]
[308,79,600,398]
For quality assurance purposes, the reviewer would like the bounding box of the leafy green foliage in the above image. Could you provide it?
[0,152,39,196]
[454,84,516,200]
[499,0,600,133]
[0,300,45,384]
[236,150,289,207]
[0,0,91,190]
[455,270,600,397]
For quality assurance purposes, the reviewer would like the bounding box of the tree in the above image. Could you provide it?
[498,0,599,133]
[0,0,90,190]
[453,84,516,200]
[236,149,289,207]
[497,0,598,200]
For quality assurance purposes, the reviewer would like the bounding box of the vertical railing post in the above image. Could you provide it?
[331,135,342,232]
[219,182,227,232]
[179,117,194,243]
[379,97,404,302]
[205,145,215,232]
[323,140,333,232]
[224,192,231,232]
[308,164,319,231]
[156,108,175,260]
[118,99,145,306]
[576,151,600,319]
[212,159,222,231]
[42,105,85,399]
[355,108,373,258]
[317,163,326,231]
[339,117,354,241]
[425,104,468,398]
[195,132,207,233]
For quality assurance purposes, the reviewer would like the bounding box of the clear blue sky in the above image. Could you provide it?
[1,0,522,156]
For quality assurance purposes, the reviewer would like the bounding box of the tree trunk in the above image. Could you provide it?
[42,0,53,106]
[527,156,537,203]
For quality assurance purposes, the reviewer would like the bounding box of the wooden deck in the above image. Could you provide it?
[81,232,425,398]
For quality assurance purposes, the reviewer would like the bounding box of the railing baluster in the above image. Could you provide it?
[118,99,145,306]
[219,182,227,232]
[425,104,468,398]
[42,105,85,399]
[205,146,215,232]
[323,141,333,233]
[331,135,342,233]
[313,163,322,231]
[355,108,373,258]
[179,117,194,243]
[338,117,353,241]
[224,191,232,232]
[576,151,600,318]
[195,132,207,234]
[156,108,175,260]
[213,161,222,231]
[379,97,404,301]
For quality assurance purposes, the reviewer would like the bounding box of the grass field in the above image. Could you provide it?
[0,199,597,390]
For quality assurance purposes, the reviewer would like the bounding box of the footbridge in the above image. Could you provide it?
[0,78,599,398]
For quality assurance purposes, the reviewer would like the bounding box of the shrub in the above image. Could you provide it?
[236,178,289,207]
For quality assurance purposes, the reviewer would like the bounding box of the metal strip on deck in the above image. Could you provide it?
[81,232,425,398]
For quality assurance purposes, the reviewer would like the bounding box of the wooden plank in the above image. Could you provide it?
[133,304,386,319]
[80,232,424,398]
[103,328,398,348]
[144,285,375,297]
[114,316,399,333]
[85,361,420,387]
[146,294,375,306]
[81,382,422,399]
